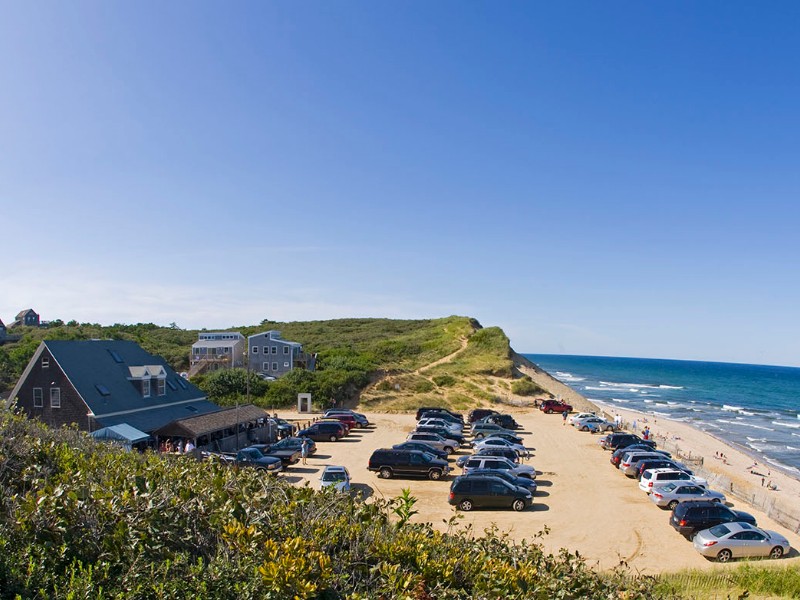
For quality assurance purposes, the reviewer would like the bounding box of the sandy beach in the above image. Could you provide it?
[280,401,800,575]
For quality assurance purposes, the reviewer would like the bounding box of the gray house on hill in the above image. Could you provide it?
[12,309,40,328]
[247,330,316,378]
[189,331,246,377]
[8,340,220,433]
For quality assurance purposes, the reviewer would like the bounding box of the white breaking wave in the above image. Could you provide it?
[746,437,768,442]
[722,405,743,412]
[600,380,657,389]
[772,421,800,429]
[610,398,631,403]
[555,371,586,382]
[659,385,685,390]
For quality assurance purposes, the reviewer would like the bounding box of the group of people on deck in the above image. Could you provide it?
[159,439,195,454]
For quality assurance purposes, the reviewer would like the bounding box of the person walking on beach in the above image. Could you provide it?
[300,437,310,465]
[562,411,568,426]
[632,419,637,432]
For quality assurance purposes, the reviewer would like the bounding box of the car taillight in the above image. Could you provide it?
[621,462,630,468]
[653,493,662,499]
[648,482,653,488]
[679,519,687,527]
[449,491,454,500]
[703,540,717,547]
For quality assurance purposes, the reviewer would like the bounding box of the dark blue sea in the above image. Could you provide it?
[525,354,800,475]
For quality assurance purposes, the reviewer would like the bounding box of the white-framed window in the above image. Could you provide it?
[41,356,50,368]
[252,346,258,353]
[283,362,289,368]
[263,362,270,371]
[33,387,43,407]
[50,387,61,408]
[263,346,268,354]
[142,380,151,398]
[271,346,277,354]
[283,346,289,354]
[158,380,166,396]
[272,362,278,371]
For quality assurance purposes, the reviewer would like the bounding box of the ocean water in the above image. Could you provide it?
[525,354,800,475]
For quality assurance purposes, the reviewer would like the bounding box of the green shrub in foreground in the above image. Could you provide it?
[0,412,668,599]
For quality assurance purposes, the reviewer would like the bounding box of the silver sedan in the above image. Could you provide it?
[693,522,790,562]
[572,416,616,432]
[472,437,529,457]
[649,482,726,509]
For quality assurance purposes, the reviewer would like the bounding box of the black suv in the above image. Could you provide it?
[448,475,532,512]
[670,500,757,539]
[481,414,520,430]
[368,449,450,480]
[468,409,499,423]
[601,433,656,452]
[296,421,347,442]
[416,407,463,421]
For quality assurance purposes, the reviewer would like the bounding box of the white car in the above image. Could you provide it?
[572,416,616,432]
[320,465,351,492]
[472,437,529,457]
[569,412,597,425]
[639,468,707,493]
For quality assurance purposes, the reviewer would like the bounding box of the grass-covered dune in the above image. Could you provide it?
[0,412,659,599]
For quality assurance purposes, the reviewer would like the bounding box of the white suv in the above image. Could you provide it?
[462,455,536,479]
[639,468,708,493]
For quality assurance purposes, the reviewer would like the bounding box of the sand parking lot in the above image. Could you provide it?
[280,409,800,574]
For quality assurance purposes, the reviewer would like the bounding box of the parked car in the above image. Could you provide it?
[569,412,597,425]
[465,468,538,494]
[468,408,500,423]
[267,417,296,438]
[619,451,671,477]
[417,407,463,421]
[471,422,516,439]
[472,447,520,463]
[231,447,283,473]
[320,465,351,492]
[406,432,459,454]
[480,414,521,430]
[461,455,536,479]
[693,522,790,562]
[415,426,466,445]
[481,431,525,445]
[392,441,449,460]
[573,416,616,432]
[539,400,572,414]
[255,436,317,456]
[245,443,300,467]
[635,459,692,481]
[324,414,358,430]
[650,482,726,509]
[472,436,529,457]
[324,409,370,428]
[608,442,662,466]
[448,475,532,512]
[670,500,756,539]
[296,421,347,442]
[316,418,351,435]
[600,433,657,452]
[641,468,706,494]
[418,417,462,434]
[368,449,451,480]
[418,409,464,425]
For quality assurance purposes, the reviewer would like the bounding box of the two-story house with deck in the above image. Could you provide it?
[189,331,245,377]
[7,339,220,433]
[12,309,40,328]
[247,330,316,378]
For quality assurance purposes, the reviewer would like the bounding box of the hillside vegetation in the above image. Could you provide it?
[0,317,550,412]
[0,411,662,599]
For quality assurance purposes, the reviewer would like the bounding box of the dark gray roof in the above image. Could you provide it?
[152,404,268,439]
[45,340,218,432]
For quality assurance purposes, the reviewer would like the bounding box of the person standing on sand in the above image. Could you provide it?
[562,411,568,426]
[301,438,309,465]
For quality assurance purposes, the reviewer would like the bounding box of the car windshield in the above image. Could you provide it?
[322,471,347,482]
[661,483,677,492]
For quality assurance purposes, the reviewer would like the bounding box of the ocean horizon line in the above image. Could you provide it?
[524,352,800,371]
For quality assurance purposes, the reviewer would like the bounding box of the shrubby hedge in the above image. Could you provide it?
[0,413,666,599]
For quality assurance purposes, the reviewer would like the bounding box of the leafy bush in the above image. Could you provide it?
[432,374,457,387]
[0,413,664,599]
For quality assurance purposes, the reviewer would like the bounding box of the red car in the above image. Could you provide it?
[325,414,357,431]
[539,400,573,414]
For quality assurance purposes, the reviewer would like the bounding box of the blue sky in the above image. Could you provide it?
[2,2,799,366]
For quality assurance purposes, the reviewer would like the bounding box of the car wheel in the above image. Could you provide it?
[711,498,721,503]
[379,467,392,479]
[581,426,589,432]
[606,426,614,431]
[512,499,525,512]
[769,546,784,559]
[546,409,554,414]
[329,435,338,442]
[475,433,484,439]
[428,469,442,481]
[668,500,679,510]
[716,549,732,563]
[459,499,473,511]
